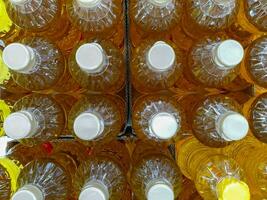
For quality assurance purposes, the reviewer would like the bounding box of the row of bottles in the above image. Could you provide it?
[0,139,182,200]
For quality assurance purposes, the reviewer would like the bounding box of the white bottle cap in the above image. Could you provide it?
[147,41,175,71]
[147,183,174,200]
[76,0,101,8]
[217,112,249,141]
[73,112,104,141]
[150,112,179,140]
[214,40,244,69]
[9,0,29,6]
[2,43,36,73]
[4,111,36,140]
[12,184,44,200]
[149,0,171,7]
[79,185,109,200]
[75,43,105,73]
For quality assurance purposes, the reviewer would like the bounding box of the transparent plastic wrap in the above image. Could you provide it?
[3,94,66,146]
[177,137,250,200]
[2,37,78,92]
[189,95,249,147]
[183,0,238,37]
[74,141,129,200]
[186,36,244,89]
[241,36,267,89]
[131,40,184,93]
[68,94,125,145]
[130,0,182,33]
[131,140,182,200]
[132,93,185,143]
[66,0,122,36]
[68,39,125,93]
[12,158,71,200]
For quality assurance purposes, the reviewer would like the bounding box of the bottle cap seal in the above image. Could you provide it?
[147,41,175,71]
[73,112,104,141]
[79,185,108,200]
[147,183,174,200]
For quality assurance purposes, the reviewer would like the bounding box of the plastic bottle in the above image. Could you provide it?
[11,158,71,200]
[240,36,267,91]
[69,40,125,92]
[2,37,78,92]
[68,94,125,145]
[177,137,250,200]
[178,178,203,200]
[66,0,122,38]
[188,94,249,147]
[244,93,267,143]
[133,93,185,143]
[186,36,245,89]
[131,140,182,200]
[74,140,130,200]
[182,0,238,39]
[3,93,67,146]
[131,40,184,93]
[5,0,69,41]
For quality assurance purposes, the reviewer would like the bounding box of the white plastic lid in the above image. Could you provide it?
[75,43,105,73]
[12,185,44,200]
[76,0,101,8]
[4,111,36,140]
[147,183,174,200]
[9,0,28,5]
[73,112,104,141]
[79,185,108,200]
[214,40,244,68]
[150,112,179,140]
[149,0,172,7]
[217,112,249,141]
[147,41,175,71]
[2,43,36,73]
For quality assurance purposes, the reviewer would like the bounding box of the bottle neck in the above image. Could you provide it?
[148,0,172,7]
[12,184,44,200]
[76,0,101,8]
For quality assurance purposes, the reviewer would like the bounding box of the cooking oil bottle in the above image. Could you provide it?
[74,140,130,200]
[236,147,267,199]
[66,0,122,38]
[131,140,182,200]
[11,158,72,200]
[133,93,185,143]
[2,37,78,92]
[179,178,202,200]
[186,36,245,89]
[182,0,238,39]
[187,94,249,147]
[69,39,125,93]
[68,94,125,146]
[130,0,182,46]
[240,36,267,92]
[3,93,67,146]
[243,92,267,143]
[131,40,184,93]
[5,0,69,41]
[177,137,250,200]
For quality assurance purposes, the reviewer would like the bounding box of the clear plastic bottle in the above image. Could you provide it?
[177,137,250,200]
[66,0,122,37]
[131,140,182,200]
[131,40,184,93]
[68,40,125,93]
[68,94,125,146]
[11,158,71,200]
[186,36,245,89]
[237,147,267,199]
[2,37,78,92]
[244,93,267,143]
[5,0,69,41]
[132,93,185,143]
[178,178,203,200]
[182,0,238,39]
[240,36,267,90]
[3,94,66,146]
[189,95,249,147]
[74,140,130,200]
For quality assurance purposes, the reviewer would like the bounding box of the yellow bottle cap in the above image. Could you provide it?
[217,177,250,200]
